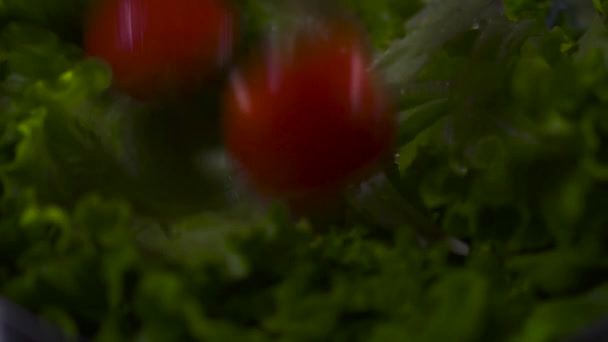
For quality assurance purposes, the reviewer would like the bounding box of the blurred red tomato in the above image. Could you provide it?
[84,0,237,100]
[223,20,395,208]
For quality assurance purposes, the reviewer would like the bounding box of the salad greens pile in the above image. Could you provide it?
[1,0,607,341]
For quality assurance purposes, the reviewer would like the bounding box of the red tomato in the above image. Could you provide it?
[84,0,237,100]
[223,21,396,207]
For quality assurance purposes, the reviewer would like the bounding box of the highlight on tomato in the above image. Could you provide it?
[84,0,238,100]
[222,18,396,210]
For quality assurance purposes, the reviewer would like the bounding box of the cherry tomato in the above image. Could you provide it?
[84,0,237,100]
[223,20,396,206]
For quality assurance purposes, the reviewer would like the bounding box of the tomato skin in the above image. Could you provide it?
[223,21,396,204]
[84,0,237,100]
